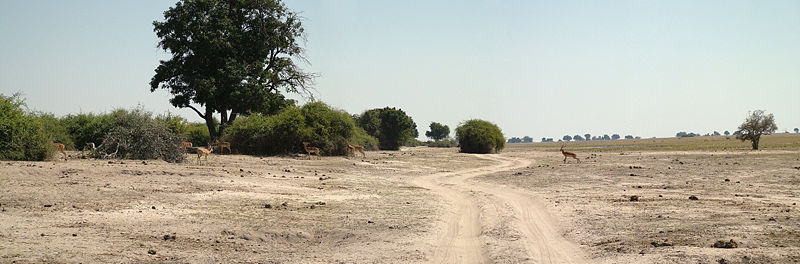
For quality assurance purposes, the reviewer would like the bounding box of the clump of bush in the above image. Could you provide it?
[0,93,53,161]
[224,102,377,156]
[354,107,416,150]
[184,122,211,147]
[61,112,116,150]
[455,119,505,154]
[92,108,185,163]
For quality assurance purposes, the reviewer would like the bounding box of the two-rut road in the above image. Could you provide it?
[412,154,586,263]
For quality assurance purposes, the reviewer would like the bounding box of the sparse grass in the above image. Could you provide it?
[508,133,800,152]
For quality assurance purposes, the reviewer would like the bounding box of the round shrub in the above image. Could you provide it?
[0,94,53,161]
[92,109,185,163]
[455,119,505,154]
[355,107,416,150]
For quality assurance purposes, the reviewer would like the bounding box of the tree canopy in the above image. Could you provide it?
[736,110,777,150]
[425,122,450,141]
[150,0,313,139]
[354,107,416,150]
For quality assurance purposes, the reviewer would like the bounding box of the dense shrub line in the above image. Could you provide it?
[0,94,53,161]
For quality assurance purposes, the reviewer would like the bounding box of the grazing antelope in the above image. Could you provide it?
[345,141,366,158]
[215,140,231,154]
[196,146,213,164]
[302,142,321,159]
[180,141,193,152]
[53,143,67,160]
[560,145,580,163]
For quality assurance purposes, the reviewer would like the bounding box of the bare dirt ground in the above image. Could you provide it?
[2,145,799,263]
[488,145,800,263]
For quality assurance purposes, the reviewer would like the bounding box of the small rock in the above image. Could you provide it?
[281,202,288,207]
[651,240,673,247]
[629,196,639,202]
[724,179,730,182]
[768,217,776,222]
[152,206,156,210]
[367,220,374,224]
[264,204,272,209]
[712,239,738,248]
[72,234,77,237]
[689,195,699,200]
[148,249,157,255]
[163,234,176,241]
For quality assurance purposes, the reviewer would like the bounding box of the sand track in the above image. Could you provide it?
[413,154,585,263]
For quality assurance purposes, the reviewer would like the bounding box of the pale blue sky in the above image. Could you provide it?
[1,1,799,139]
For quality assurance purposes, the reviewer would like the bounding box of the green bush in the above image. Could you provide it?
[427,139,458,148]
[455,119,505,154]
[34,113,74,150]
[92,109,185,163]
[61,112,115,150]
[156,112,188,135]
[0,93,53,161]
[355,107,416,150]
[223,102,377,156]
[184,122,211,147]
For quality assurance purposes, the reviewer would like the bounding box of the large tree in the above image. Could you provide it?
[736,110,777,150]
[150,0,313,140]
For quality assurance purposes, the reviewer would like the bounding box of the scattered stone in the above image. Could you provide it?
[629,196,639,202]
[768,217,776,222]
[41,233,45,236]
[629,173,637,176]
[72,234,77,237]
[43,204,53,208]
[718,258,729,264]
[367,220,374,224]
[315,201,326,205]
[689,195,699,200]
[658,195,663,197]
[147,249,157,255]
[240,168,244,172]
[152,206,156,210]
[281,202,288,207]
[142,161,147,165]
[163,234,176,241]
[712,239,738,248]
[264,204,272,209]
[724,178,730,182]
[651,240,673,247]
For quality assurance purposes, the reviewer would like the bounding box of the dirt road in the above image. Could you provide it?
[413,154,585,263]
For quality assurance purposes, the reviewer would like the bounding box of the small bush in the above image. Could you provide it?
[427,139,458,148]
[0,93,53,161]
[92,109,185,163]
[155,112,188,135]
[455,119,505,154]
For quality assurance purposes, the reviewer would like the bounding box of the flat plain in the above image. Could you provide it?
[1,134,798,263]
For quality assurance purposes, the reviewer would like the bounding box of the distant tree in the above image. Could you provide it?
[584,134,591,141]
[602,134,611,140]
[573,135,584,141]
[355,107,416,150]
[425,122,450,141]
[521,136,533,143]
[712,131,720,136]
[563,135,572,141]
[624,135,633,140]
[795,128,799,133]
[611,134,620,140]
[541,137,547,143]
[547,138,554,142]
[507,137,522,143]
[455,119,505,154]
[733,130,741,136]
[724,130,730,136]
[150,0,312,140]
[736,110,777,150]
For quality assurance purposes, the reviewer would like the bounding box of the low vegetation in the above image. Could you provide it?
[91,109,185,163]
[355,107,417,150]
[224,102,377,156]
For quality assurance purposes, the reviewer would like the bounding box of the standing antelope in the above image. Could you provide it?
[302,142,321,159]
[215,140,231,154]
[180,141,193,152]
[345,141,366,158]
[196,146,213,164]
[53,143,67,161]
[560,145,580,163]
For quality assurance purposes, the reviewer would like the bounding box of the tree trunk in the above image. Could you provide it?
[751,135,760,150]
[205,108,217,144]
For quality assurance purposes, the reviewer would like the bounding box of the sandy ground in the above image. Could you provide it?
[2,146,799,263]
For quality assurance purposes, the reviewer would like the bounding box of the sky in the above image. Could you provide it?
[1,1,799,140]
